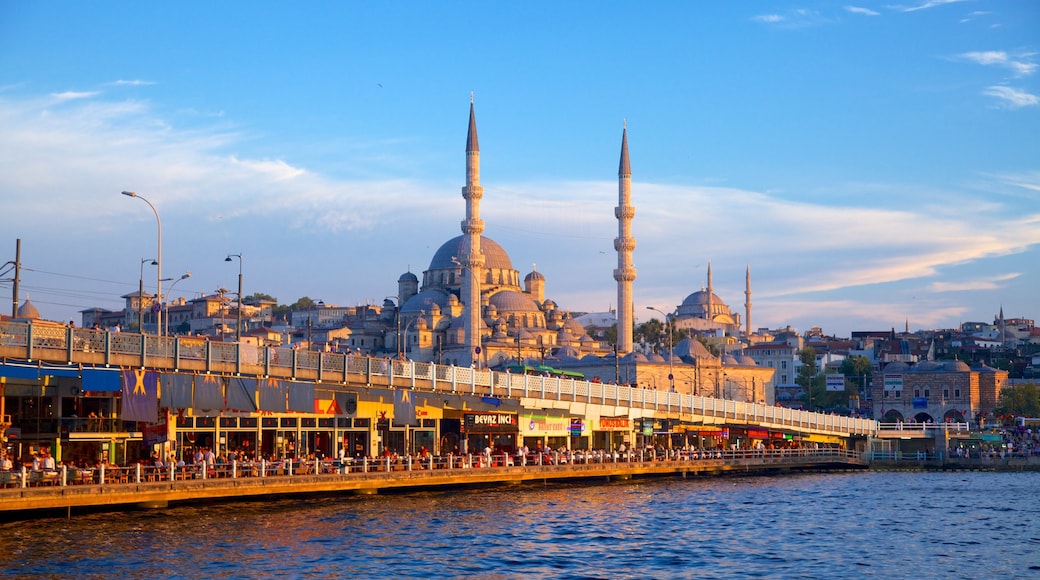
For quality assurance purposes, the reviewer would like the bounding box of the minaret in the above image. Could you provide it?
[999,305,1006,345]
[460,95,486,366]
[744,264,752,337]
[613,122,636,354]
[706,262,714,322]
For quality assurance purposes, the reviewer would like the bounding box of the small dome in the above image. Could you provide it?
[943,360,970,372]
[738,355,757,366]
[556,346,580,360]
[723,354,740,366]
[17,298,40,320]
[562,318,585,335]
[884,361,909,373]
[398,271,418,283]
[913,361,942,372]
[622,352,648,363]
[581,354,601,363]
[525,270,545,282]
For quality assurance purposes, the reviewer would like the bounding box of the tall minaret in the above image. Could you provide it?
[706,262,714,323]
[744,264,752,337]
[460,95,486,366]
[999,305,1006,345]
[613,122,636,354]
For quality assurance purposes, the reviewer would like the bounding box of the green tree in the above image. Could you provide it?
[603,323,618,348]
[995,382,1040,418]
[243,292,277,304]
[696,336,720,358]
[796,346,825,411]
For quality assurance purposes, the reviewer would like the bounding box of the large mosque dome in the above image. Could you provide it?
[428,235,514,272]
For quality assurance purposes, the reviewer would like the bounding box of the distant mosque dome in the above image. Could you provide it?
[489,290,540,313]
[17,298,40,320]
[524,270,545,283]
[398,272,418,284]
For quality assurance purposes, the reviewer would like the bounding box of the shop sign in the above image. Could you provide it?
[569,419,584,437]
[522,413,570,436]
[598,417,630,431]
[464,412,518,433]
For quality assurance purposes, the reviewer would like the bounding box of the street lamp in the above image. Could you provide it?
[385,295,401,358]
[646,306,674,391]
[225,254,243,341]
[122,191,163,336]
[138,258,157,332]
[164,272,191,336]
[402,310,424,360]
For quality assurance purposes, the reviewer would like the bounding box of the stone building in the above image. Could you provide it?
[872,360,1007,425]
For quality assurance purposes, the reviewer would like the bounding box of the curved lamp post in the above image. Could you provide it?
[646,306,674,391]
[138,257,157,331]
[225,254,243,341]
[122,191,163,336]
[164,272,191,336]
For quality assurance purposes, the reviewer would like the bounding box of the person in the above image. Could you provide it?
[110,322,121,333]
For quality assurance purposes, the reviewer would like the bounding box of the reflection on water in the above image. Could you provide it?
[2,472,1039,579]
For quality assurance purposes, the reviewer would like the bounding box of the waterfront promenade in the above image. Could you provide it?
[0,448,866,516]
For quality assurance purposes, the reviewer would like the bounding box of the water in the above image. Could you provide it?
[2,471,1038,579]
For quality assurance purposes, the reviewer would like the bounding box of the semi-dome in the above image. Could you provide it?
[17,298,40,320]
[488,290,540,313]
[428,235,514,271]
[401,288,453,314]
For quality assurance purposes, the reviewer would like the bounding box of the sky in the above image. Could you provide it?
[0,1,1038,339]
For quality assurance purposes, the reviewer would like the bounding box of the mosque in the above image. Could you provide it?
[382,99,617,369]
[363,99,771,404]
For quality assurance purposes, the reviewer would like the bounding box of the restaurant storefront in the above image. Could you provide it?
[594,416,631,451]
[461,412,518,455]
[519,412,571,452]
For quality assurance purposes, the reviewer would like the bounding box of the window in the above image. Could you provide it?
[943,389,949,399]
[924,389,930,398]
[781,361,787,370]
[914,389,921,398]
[883,391,889,399]
[781,374,788,383]
[955,389,961,398]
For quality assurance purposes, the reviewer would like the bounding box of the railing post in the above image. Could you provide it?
[20,466,26,488]
[60,465,67,487]
[363,456,368,473]
[100,464,105,485]
[169,463,174,482]
[135,463,141,484]
[232,460,238,479]
[261,459,267,478]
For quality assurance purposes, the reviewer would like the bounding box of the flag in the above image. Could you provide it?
[194,375,225,415]
[288,381,315,413]
[160,373,193,409]
[393,388,418,427]
[259,378,287,412]
[121,369,159,423]
[226,377,258,412]
[142,421,168,446]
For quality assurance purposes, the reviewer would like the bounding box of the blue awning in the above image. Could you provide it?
[82,368,121,392]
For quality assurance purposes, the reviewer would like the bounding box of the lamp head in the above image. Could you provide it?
[225,256,232,262]
[121,191,136,197]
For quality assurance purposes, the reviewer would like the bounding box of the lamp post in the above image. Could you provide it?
[164,272,191,336]
[402,311,424,360]
[138,258,157,332]
[646,306,674,391]
[122,191,163,336]
[385,296,401,359]
[452,256,482,369]
[225,254,243,341]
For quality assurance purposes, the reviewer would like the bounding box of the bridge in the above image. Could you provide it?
[0,320,877,442]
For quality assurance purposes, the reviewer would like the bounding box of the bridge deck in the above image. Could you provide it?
[1,451,867,516]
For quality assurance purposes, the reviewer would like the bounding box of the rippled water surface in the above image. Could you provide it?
[2,471,1038,579]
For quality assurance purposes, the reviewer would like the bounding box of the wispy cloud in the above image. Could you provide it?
[928,273,1020,292]
[983,85,1040,108]
[958,50,1037,77]
[50,91,99,101]
[111,80,157,86]
[846,6,881,16]
[752,9,830,28]
[888,0,967,13]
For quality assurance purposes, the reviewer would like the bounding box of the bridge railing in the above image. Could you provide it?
[0,320,879,437]
[3,447,863,490]
[878,422,970,433]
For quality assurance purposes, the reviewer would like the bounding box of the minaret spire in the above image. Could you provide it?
[461,97,486,367]
[706,262,714,322]
[744,264,752,337]
[613,121,636,354]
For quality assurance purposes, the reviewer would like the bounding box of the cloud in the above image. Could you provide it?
[111,80,157,86]
[846,6,881,16]
[982,85,1040,108]
[50,91,99,101]
[958,51,1037,77]
[752,10,830,28]
[888,0,967,13]
[928,273,1020,292]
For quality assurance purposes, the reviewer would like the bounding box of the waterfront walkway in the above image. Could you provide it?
[1,448,866,516]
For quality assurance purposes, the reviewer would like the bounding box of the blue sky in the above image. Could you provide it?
[1,1,1037,338]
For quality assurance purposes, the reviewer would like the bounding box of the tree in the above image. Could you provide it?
[796,346,825,411]
[243,292,277,304]
[995,382,1040,419]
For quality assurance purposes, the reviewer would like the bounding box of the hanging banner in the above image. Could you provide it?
[121,369,159,423]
